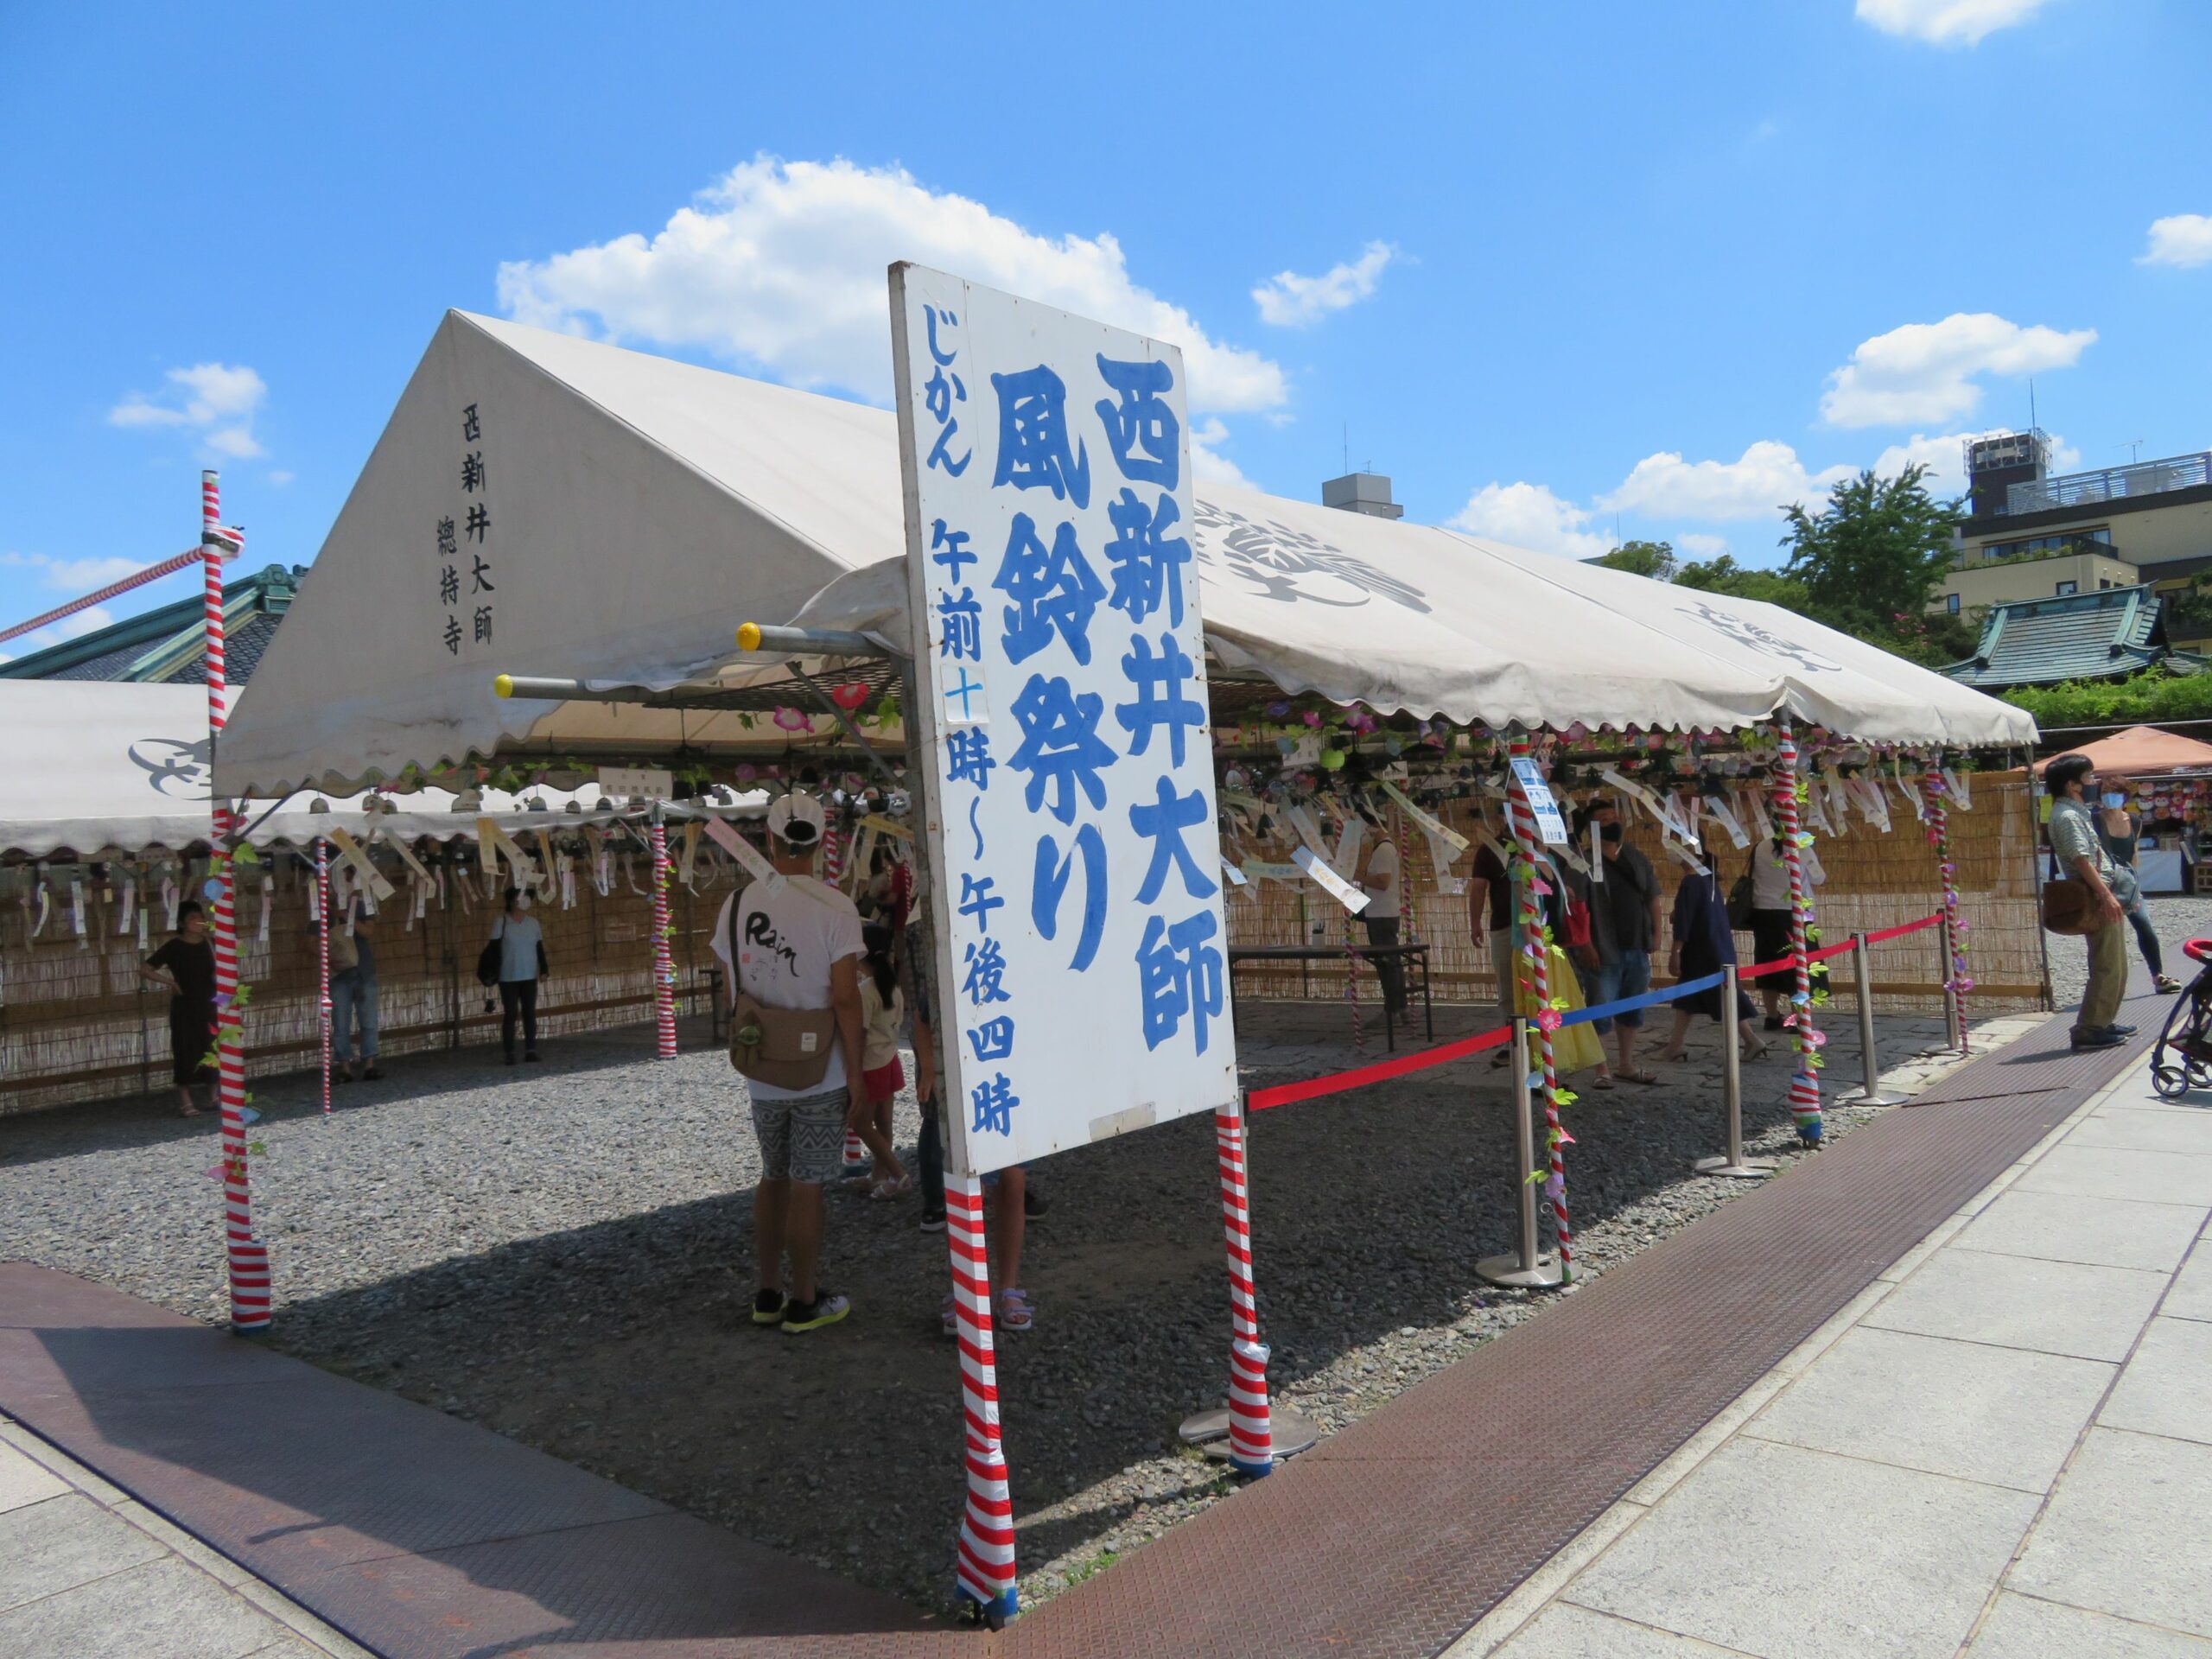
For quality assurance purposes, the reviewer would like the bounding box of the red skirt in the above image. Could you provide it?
[861,1057,905,1103]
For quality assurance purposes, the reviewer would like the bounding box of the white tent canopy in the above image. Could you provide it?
[0,682,651,861]
[218,315,2031,797]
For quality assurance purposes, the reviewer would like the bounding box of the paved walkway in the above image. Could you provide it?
[1453,1049,2212,1659]
[0,1408,368,1659]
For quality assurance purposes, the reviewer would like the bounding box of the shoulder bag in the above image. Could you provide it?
[725,899,839,1090]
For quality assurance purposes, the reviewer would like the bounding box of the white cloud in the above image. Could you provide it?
[1447,481,1615,560]
[1187,418,1251,488]
[1675,532,1731,557]
[1251,241,1396,328]
[1854,0,2047,46]
[1599,440,1853,521]
[109,362,269,459]
[498,155,1288,417]
[268,470,295,487]
[2141,213,2212,269]
[1819,312,2094,428]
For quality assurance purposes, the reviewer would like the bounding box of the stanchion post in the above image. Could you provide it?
[315,842,332,1116]
[1695,966,1775,1179]
[1839,932,1908,1107]
[1216,1096,1273,1476]
[648,804,677,1059]
[1941,908,1967,1057]
[1479,1020,1563,1287]
[946,1172,1017,1624]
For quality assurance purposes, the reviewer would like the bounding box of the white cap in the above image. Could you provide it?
[767,792,826,846]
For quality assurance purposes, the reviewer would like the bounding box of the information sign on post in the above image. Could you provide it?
[1510,756,1571,846]
[891,264,1238,1175]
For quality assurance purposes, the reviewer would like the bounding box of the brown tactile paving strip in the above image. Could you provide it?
[0,988,2158,1659]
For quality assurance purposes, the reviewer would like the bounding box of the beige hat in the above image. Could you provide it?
[767,792,826,846]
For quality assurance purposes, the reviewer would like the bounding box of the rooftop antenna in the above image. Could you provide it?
[1342,423,1350,476]
[2121,438,2145,463]
[2029,378,2037,431]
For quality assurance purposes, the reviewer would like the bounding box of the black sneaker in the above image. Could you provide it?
[2108,1024,2138,1039]
[782,1292,850,1332]
[524,1051,543,1063]
[1764,1014,1785,1031]
[2071,1027,2126,1051]
[918,1211,946,1234]
[750,1289,788,1326]
[1023,1186,1050,1218]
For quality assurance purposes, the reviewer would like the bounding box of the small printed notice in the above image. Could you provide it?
[1510,758,1571,846]
[1294,845,1370,912]
[1379,779,1470,853]
[700,812,785,898]
[599,766,674,799]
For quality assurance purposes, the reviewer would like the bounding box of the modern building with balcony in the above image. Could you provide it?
[1934,433,2212,648]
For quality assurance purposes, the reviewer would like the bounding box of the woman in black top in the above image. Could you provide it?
[141,899,218,1117]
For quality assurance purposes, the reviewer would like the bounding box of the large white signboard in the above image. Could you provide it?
[890,264,1238,1175]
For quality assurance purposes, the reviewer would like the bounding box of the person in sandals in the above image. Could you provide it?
[710,793,865,1333]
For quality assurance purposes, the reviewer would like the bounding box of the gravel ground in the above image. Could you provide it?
[2044,893,2212,1013]
[0,997,2003,1617]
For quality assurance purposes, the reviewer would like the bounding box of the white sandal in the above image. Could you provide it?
[868,1173,913,1200]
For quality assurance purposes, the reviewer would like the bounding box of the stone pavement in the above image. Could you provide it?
[0,1410,368,1659]
[1451,1049,2212,1659]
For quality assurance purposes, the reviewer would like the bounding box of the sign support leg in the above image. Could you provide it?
[946,1173,1017,1624]
[1217,1099,1273,1476]
[649,806,676,1059]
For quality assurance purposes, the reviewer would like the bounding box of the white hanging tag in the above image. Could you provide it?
[1705,794,1751,849]
[258,879,272,945]
[118,878,136,936]
[161,877,178,932]
[1332,816,1366,886]
[1377,779,1469,853]
[71,879,86,945]
[137,905,149,950]
[560,861,577,909]
[1943,767,1971,810]
[700,812,786,899]
[1219,855,1249,888]
[1294,845,1370,912]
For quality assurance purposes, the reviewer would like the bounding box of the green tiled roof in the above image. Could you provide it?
[1945,583,2179,689]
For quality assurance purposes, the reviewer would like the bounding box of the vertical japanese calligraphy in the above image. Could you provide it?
[892,265,1238,1175]
[438,400,494,654]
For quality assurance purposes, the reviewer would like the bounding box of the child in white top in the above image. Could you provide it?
[854,924,911,1198]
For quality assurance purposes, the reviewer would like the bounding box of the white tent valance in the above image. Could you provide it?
[216,314,2031,797]
[0,682,701,861]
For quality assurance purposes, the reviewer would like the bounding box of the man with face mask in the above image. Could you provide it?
[490,887,547,1064]
[2046,753,2133,1050]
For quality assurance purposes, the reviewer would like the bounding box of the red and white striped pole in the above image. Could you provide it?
[649,813,677,1059]
[315,842,332,1115]
[1922,761,1969,1053]
[203,470,270,1330]
[945,1173,1018,1622]
[1506,731,1572,1281]
[1774,719,1823,1143]
[1217,1099,1273,1475]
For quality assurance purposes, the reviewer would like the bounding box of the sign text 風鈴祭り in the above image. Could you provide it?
[891,265,1238,1175]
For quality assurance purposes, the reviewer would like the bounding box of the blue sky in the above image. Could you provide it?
[3,0,2207,652]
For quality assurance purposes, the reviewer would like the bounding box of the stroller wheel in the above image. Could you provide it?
[2153,1065,2191,1100]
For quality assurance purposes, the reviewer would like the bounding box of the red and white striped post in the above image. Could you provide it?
[649,812,677,1059]
[1217,1098,1273,1475]
[1506,731,1572,1281]
[203,470,270,1330]
[315,842,332,1115]
[1921,761,1969,1054]
[1774,719,1823,1143]
[945,1173,1018,1622]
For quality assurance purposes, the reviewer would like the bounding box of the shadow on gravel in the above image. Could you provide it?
[264,1001,1833,1614]
[0,1017,719,1173]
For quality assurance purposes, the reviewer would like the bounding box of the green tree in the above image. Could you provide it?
[1674,552,1809,610]
[1778,464,1963,646]
[1597,539,1677,581]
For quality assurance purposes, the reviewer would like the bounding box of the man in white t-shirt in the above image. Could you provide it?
[1359,818,1407,1016]
[709,794,865,1333]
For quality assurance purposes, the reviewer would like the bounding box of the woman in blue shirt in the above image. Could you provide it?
[489,888,547,1063]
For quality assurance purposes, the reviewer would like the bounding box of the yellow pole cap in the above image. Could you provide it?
[736,621,762,652]
[493,674,514,700]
